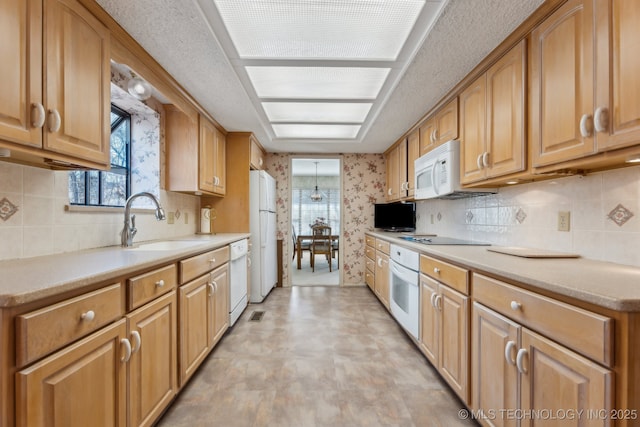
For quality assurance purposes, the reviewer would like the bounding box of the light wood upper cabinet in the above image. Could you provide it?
[385,143,399,201]
[461,40,526,184]
[419,97,459,155]
[166,106,226,196]
[250,136,266,170]
[406,130,420,198]
[530,0,596,167]
[0,0,110,169]
[594,0,640,151]
[16,319,128,427]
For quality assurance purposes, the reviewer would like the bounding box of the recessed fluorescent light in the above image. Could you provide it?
[272,124,360,139]
[262,102,372,123]
[213,0,424,60]
[246,66,390,99]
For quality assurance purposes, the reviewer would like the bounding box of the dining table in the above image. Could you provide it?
[296,234,339,270]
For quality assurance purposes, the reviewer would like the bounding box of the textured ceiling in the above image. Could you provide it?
[96,0,544,153]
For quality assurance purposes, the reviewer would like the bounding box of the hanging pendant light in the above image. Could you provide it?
[310,161,323,202]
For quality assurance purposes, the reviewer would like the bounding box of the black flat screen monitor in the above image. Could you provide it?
[374,202,416,232]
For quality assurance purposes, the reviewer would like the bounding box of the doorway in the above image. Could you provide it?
[290,157,342,286]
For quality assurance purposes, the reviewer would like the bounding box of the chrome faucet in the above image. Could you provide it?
[121,192,166,247]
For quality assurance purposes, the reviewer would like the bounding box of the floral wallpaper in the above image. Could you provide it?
[265,153,386,286]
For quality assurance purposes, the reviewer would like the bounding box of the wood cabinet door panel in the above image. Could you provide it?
[397,138,408,199]
[178,275,210,386]
[199,117,216,193]
[210,264,229,347]
[0,0,42,148]
[436,97,459,144]
[520,329,613,427]
[460,76,487,184]
[406,130,420,197]
[439,284,469,402]
[16,319,127,427]
[472,303,519,427]
[44,0,110,165]
[214,127,226,195]
[419,275,439,366]
[375,252,390,308]
[595,0,640,150]
[385,146,398,201]
[419,118,436,155]
[486,40,526,178]
[530,0,596,167]
[128,292,177,427]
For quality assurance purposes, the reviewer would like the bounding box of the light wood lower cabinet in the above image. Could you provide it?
[127,291,177,427]
[472,272,614,427]
[16,319,128,427]
[179,263,229,386]
[420,274,469,402]
[374,251,390,309]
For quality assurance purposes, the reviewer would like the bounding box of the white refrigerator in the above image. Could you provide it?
[249,170,277,303]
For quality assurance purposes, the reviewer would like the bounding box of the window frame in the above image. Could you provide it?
[69,104,132,207]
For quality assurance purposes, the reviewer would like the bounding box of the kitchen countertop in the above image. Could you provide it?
[369,231,640,312]
[0,233,250,308]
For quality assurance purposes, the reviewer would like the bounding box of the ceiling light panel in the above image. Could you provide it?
[213,0,425,60]
[272,124,361,139]
[262,102,372,123]
[246,66,390,100]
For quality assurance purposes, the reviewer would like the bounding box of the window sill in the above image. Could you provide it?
[65,205,157,214]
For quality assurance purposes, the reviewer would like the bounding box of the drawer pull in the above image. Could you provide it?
[80,310,95,321]
[155,279,165,287]
[209,258,216,264]
[516,348,528,374]
[433,267,441,274]
[121,338,132,363]
[504,341,517,365]
[510,301,522,311]
[130,331,141,353]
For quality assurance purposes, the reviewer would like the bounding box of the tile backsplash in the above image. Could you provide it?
[0,162,198,260]
[416,165,640,268]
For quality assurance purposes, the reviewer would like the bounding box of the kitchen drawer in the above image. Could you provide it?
[365,235,376,248]
[365,245,376,261]
[375,239,390,255]
[365,269,375,289]
[473,273,613,367]
[420,255,469,295]
[365,256,375,273]
[128,263,177,310]
[180,246,229,284]
[15,283,124,367]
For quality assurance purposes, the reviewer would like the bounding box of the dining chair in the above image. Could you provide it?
[310,225,332,272]
[291,225,310,262]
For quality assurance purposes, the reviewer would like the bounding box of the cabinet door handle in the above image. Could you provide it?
[31,103,45,128]
[47,109,61,133]
[434,295,442,310]
[388,188,392,196]
[121,338,132,363]
[155,279,165,288]
[208,283,214,297]
[259,158,263,166]
[433,128,438,142]
[516,348,528,374]
[81,310,95,321]
[248,257,252,267]
[476,154,484,170]
[579,113,593,138]
[504,340,517,365]
[377,257,383,267]
[482,152,490,168]
[430,292,437,308]
[510,301,522,311]
[594,107,609,133]
[130,331,141,353]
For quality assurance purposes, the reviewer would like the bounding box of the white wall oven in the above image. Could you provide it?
[389,244,420,340]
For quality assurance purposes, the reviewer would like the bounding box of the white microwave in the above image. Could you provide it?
[414,140,496,200]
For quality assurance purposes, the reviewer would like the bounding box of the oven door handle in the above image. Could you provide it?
[390,261,418,285]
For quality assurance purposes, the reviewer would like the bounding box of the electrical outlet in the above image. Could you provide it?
[167,212,175,225]
[184,212,188,224]
[558,211,570,232]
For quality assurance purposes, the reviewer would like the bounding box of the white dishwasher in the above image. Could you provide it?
[229,239,249,326]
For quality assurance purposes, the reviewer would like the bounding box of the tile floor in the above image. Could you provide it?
[157,286,476,427]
